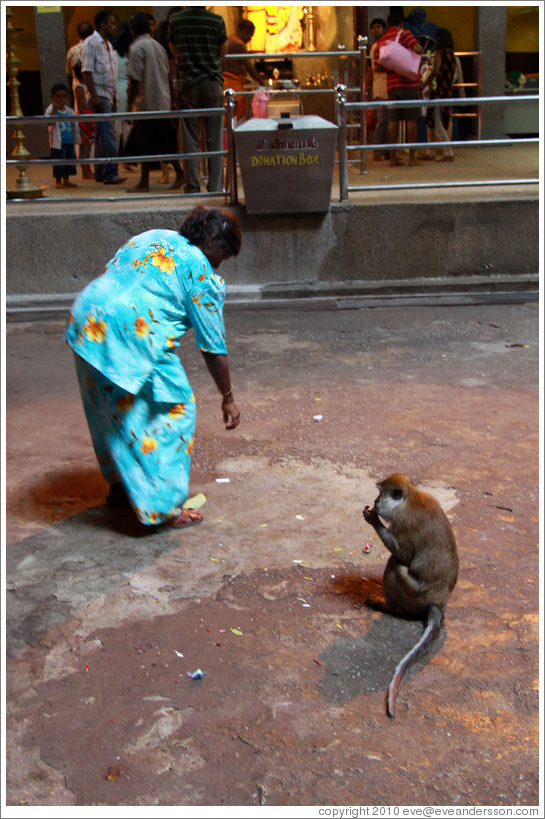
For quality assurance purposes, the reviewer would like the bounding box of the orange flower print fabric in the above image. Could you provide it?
[65,229,227,402]
[66,228,226,524]
[74,355,197,525]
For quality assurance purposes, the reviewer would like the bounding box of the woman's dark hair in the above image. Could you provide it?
[435,28,455,51]
[72,60,83,82]
[179,206,242,257]
[115,20,133,56]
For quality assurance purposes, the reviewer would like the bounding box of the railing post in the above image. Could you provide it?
[335,83,348,202]
[357,35,368,174]
[224,88,238,206]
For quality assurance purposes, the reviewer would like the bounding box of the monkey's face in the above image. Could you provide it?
[374,483,406,521]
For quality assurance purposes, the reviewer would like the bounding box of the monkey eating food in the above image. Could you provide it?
[363,473,459,718]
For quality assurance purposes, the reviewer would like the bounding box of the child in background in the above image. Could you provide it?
[45,83,81,188]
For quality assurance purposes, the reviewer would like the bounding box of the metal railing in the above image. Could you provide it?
[6,82,539,206]
[334,86,539,200]
[6,100,237,204]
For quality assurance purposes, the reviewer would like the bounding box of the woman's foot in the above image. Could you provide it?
[170,508,204,528]
[168,175,185,190]
[436,154,455,162]
[62,180,79,187]
[126,184,150,192]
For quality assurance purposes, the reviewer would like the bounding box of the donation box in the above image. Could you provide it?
[234,115,338,215]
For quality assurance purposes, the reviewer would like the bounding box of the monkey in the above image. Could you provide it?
[362,473,459,718]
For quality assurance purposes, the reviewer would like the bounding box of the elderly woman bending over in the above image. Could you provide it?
[66,206,242,527]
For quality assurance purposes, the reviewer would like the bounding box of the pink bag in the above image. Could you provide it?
[251,89,270,118]
[378,30,421,81]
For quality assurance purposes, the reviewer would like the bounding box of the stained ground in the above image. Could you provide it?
[4,302,540,810]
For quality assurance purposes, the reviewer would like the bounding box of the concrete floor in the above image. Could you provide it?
[4,300,541,811]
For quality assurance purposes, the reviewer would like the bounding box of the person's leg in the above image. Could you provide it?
[74,354,199,525]
[434,106,454,159]
[375,100,389,159]
[97,95,121,182]
[407,119,421,165]
[200,79,224,192]
[108,380,198,524]
[180,86,202,192]
[387,117,402,165]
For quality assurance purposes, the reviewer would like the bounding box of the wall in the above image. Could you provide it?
[6,197,538,300]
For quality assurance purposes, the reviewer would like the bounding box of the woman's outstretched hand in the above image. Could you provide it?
[222,395,241,429]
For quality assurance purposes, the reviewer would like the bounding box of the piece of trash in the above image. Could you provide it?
[230,628,243,637]
[187,669,206,679]
[184,492,206,509]
[85,664,90,672]
[362,543,372,554]
[295,514,305,520]
[106,765,128,781]
[505,343,529,348]
[313,414,323,421]
[314,659,323,666]
[292,559,303,564]
[336,623,343,629]
[302,603,311,608]
[304,576,314,582]
[174,650,184,658]
[216,478,230,484]
[260,523,268,528]
[210,557,219,562]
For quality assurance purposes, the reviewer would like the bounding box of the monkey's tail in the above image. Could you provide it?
[387,604,444,718]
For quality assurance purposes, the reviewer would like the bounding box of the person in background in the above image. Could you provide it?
[125,11,184,192]
[82,9,126,185]
[222,19,265,122]
[169,5,228,193]
[154,7,184,184]
[65,206,242,528]
[66,19,94,95]
[66,20,94,179]
[365,17,389,161]
[374,7,423,167]
[421,28,457,162]
[72,61,95,179]
[113,19,134,163]
[45,82,81,189]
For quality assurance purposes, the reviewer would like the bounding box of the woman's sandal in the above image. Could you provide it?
[170,508,204,528]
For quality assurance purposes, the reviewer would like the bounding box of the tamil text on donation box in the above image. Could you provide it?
[234,115,338,215]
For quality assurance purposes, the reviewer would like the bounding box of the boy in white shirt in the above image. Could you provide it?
[45,83,81,189]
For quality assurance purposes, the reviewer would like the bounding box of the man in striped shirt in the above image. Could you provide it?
[169,6,228,193]
[374,8,423,167]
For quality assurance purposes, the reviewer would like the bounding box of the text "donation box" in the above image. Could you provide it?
[234,115,338,215]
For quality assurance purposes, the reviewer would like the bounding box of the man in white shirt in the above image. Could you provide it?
[82,10,126,184]
[125,12,184,192]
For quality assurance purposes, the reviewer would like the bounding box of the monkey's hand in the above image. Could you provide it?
[363,505,380,529]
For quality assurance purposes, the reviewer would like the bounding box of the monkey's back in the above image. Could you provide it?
[386,491,459,615]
